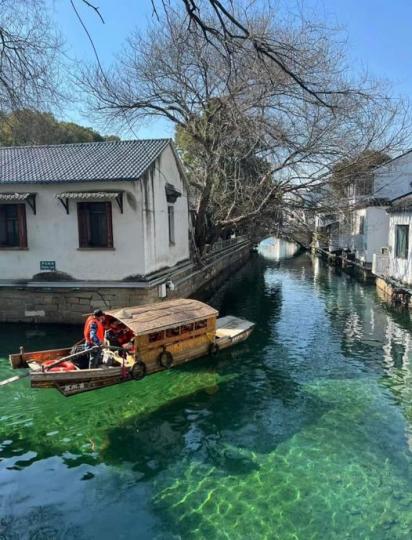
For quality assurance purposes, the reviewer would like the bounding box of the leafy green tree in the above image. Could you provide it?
[0,109,119,146]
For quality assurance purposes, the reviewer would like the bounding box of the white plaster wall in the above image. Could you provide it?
[328,223,341,252]
[348,208,367,260]
[365,207,390,262]
[374,152,412,200]
[337,214,352,251]
[345,207,389,263]
[0,180,146,281]
[388,213,412,285]
[142,145,190,275]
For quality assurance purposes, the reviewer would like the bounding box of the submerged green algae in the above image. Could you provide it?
[0,357,236,464]
[152,379,412,540]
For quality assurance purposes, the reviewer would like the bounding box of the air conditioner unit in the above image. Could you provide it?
[381,247,389,255]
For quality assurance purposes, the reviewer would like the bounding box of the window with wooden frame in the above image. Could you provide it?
[77,202,113,248]
[359,216,365,235]
[194,319,208,330]
[166,327,180,338]
[0,204,27,248]
[148,331,165,343]
[181,323,194,334]
[395,224,409,259]
[168,205,175,245]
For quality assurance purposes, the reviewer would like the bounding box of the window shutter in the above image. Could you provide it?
[106,202,113,248]
[168,205,175,244]
[17,204,27,248]
[77,203,89,247]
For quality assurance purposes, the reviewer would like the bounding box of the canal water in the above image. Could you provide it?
[1,243,412,539]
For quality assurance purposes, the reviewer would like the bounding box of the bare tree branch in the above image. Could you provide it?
[80,2,410,248]
[0,0,63,112]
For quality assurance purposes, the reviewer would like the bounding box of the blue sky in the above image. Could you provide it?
[50,0,412,139]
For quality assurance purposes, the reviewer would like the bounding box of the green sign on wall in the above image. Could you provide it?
[40,261,56,271]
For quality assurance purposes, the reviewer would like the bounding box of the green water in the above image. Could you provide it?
[1,249,412,539]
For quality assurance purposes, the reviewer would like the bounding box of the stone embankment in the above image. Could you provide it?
[314,248,374,282]
[0,237,251,324]
[315,247,412,309]
[375,277,412,308]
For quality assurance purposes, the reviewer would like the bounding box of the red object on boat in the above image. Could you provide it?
[43,360,77,372]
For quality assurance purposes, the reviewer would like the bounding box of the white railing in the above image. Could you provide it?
[203,235,248,255]
[372,253,389,277]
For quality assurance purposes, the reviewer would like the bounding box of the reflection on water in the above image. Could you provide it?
[1,247,412,539]
[258,236,300,260]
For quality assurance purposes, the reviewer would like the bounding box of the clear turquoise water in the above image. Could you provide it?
[1,248,412,539]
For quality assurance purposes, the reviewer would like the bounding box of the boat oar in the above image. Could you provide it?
[0,373,29,386]
[42,345,100,371]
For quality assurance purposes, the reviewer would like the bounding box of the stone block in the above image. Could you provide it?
[78,298,92,305]
[68,304,89,314]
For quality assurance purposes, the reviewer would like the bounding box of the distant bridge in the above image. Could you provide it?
[250,222,313,251]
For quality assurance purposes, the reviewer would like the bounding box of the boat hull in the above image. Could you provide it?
[10,316,255,396]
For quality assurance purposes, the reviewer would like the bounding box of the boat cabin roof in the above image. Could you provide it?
[105,299,218,336]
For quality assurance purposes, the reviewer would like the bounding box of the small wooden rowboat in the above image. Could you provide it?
[9,299,254,396]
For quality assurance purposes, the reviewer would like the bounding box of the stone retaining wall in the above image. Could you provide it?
[375,276,412,308]
[316,248,375,283]
[0,241,251,324]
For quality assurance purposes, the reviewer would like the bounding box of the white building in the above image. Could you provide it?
[373,193,412,304]
[317,150,412,265]
[0,139,190,282]
[386,195,412,285]
[347,151,412,264]
[344,204,390,264]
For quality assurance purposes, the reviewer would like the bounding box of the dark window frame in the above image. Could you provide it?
[181,323,194,334]
[395,224,409,259]
[166,327,180,338]
[0,203,27,249]
[168,205,175,245]
[77,202,113,249]
[148,331,165,343]
[359,215,365,235]
[194,319,208,330]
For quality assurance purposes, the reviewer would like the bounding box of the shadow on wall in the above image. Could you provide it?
[31,271,76,281]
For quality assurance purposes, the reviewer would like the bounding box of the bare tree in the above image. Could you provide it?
[152,0,344,109]
[0,0,62,112]
[81,2,409,249]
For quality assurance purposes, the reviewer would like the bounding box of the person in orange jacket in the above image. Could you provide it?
[84,309,106,368]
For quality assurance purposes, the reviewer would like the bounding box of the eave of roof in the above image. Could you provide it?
[354,197,390,209]
[0,138,171,185]
[386,191,412,213]
[387,198,412,213]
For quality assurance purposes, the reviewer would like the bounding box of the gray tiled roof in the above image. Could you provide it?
[387,194,412,213]
[0,139,171,184]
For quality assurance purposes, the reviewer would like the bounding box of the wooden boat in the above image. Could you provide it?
[9,299,254,396]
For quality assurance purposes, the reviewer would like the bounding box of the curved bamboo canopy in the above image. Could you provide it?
[105,299,218,336]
